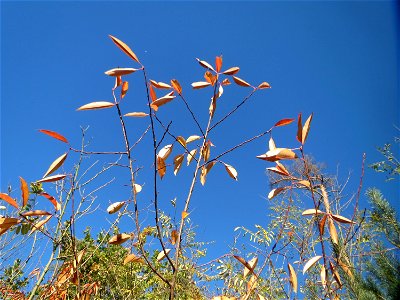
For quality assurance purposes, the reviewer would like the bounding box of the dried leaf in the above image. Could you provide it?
[331,214,356,224]
[105,68,138,76]
[233,255,257,277]
[114,76,122,89]
[43,153,68,178]
[328,217,339,244]
[302,208,325,216]
[124,253,144,265]
[222,67,240,75]
[37,174,66,183]
[296,113,302,143]
[196,58,215,72]
[176,136,187,149]
[269,137,276,151]
[77,101,115,111]
[30,215,52,233]
[151,93,175,111]
[303,255,322,274]
[21,210,51,217]
[298,180,311,188]
[215,56,223,72]
[247,274,258,292]
[158,144,173,160]
[109,233,132,245]
[109,35,140,63]
[288,263,298,293]
[157,156,167,179]
[181,211,189,220]
[330,261,342,287]
[319,214,328,235]
[149,84,157,102]
[133,184,142,193]
[244,257,258,277]
[257,295,266,300]
[150,80,172,89]
[302,113,313,144]
[173,154,185,176]
[268,187,284,200]
[157,249,171,261]
[256,148,297,162]
[171,79,182,94]
[124,112,149,117]
[200,162,216,186]
[0,193,19,209]
[40,192,61,210]
[191,81,212,89]
[38,129,68,143]
[187,149,197,166]
[107,202,125,214]
[121,81,128,99]
[0,217,19,228]
[267,162,290,176]
[232,76,251,87]
[20,177,29,207]
[224,163,238,181]
[201,143,210,162]
[171,230,179,245]
[258,82,271,89]
[274,118,295,127]
[209,96,217,118]
[221,78,231,85]
[338,259,353,278]
[186,135,201,144]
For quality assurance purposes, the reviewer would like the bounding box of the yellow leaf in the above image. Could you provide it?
[171,79,182,94]
[108,233,132,245]
[109,35,140,63]
[258,82,271,89]
[244,256,258,277]
[301,208,325,216]
[30,215,52,233]
[124,112,149,117]
[268,187,284,200]
[303,255,322,274]
[157,249,171,261]
[191,81,212,89]
[104,68,138,76]
[107,202,125,214]
[77,101,115,111]
[173,154,185,176]
[247,274,258,292]
[186,135,201,144]
[224,163,238,181]
[158,144,173,160]
[171,230,179,245]
[222,67,240,75]
[43,153,68,178]
[37,174,66,183]
[157,156,167,179]
[20,177,29,207]
[232,76,251,87]
[288,263,298,293]
[0,193,19,209]
[187,149,197,166]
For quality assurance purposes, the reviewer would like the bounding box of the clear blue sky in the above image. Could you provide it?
[1,1,399,262]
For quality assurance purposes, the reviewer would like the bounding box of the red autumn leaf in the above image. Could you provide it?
[38,129,68,144]
[274,118,295,127]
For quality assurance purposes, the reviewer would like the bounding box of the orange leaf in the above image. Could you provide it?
[258,82,271,89]
[108,233,132,245]
[233,255,257,277]
[302,113,313,144]
[215,55,222,72]
[288,263,298,293]
[43,153,68,178]
[77,101,115,111]
[196,58,215,72]
[191,81,211,89]
[274,118,295,127]
[330,261,342,287]
[303,255,322,274]
[150,80,172,89]
[124,112,148,117]
[171,229,179,245]
[40,192,61,210]
[222,67,240,75]
[20,177,29,207]
[204,71,217,85]
[109,35,140,63]
[232,76,251,87]
[221,78,231,86]
[0,193,19,209]
[151,93,175,111]
[319,214,328,235]
[331,214,356,224]
[149,84,157,102]
[114,76,122,89]
[173,154,185,176]
[170,79,182,94]
[224,163,238,181]
[104,68,138,76]
[157,156,166,179]
[0,217,19,228]
[121,81,129,99]
[124,253,144,265]
[181,211,189,220]
[37,174,66,183]
[38,129,68,143]
[21,210,51,217]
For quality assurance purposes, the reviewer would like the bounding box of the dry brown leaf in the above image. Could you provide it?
[196,58,215,72]
[108,233,131,245]
[200,162,216,186]
[104,68,138,76]
[30,215,52,234]
[121,81,129,98]
[158,144,173,160]
[150,80,172,89]
[302,208,325,216]
[256,148,297,162]
[331,214,356,224]
[268,187,285,200]
[40,192,61,210]
[77,101,115,111]
[222,78,231,85]
[330,261,342,287]
[303,255,322,274]
[0,217,19,228]
[0,193,19,209]
[20,177,29,207]
[319,214,328,235]
[244,256,258,277]
[328,217,339,244]
[224,163,238,181]
[176,136,187,148]
[37,174,66,183]
[157,249,171,261]
[258,82,271,89]
[43,153,68,178]
[232,76,251,87]
[204,71,217,85]
[124,112,149,117]
[109,35,140,63]
[187,149,197,166]
[124,253,144,265]
[201,143,211,162]
[181,211,189,220]
[296,113,302,143]
[274,118,295,127]
[39,129,68,143]
[288,263,298,293]
[157,156,166,179]
[107,202,125,214]
[191,81,212,89]
[171,230,179,245]
[173,154,185,176]
[266,166,289,176]
[338,259,353,278]
[222,67,240,75]
[171,79,182,94]
[21,210,51,217]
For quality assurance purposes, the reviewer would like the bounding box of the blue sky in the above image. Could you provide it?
[1,1,399,263]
